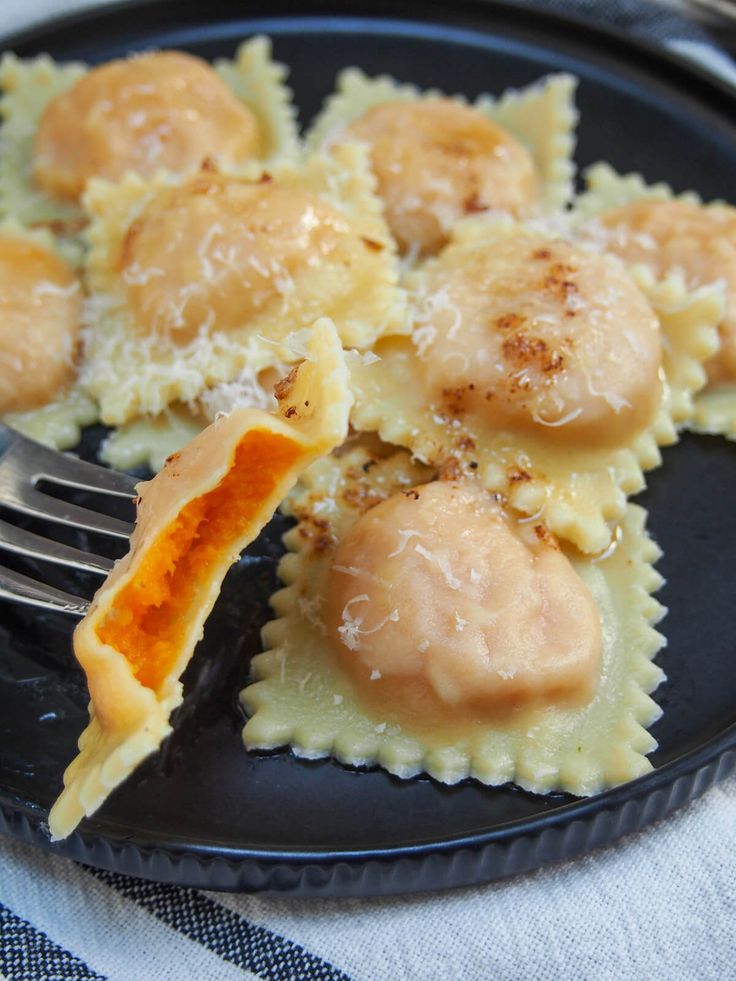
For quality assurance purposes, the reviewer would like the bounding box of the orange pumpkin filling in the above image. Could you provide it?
[97,428,302,690]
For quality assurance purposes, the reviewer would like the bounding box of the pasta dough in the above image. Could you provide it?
[48,318,353,840]
[242,443,666,796]
[99,404,207,474]
[99,366,286,472]
[5,387,98,452]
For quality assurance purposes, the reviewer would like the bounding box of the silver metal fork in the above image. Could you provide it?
[0,424,136,618]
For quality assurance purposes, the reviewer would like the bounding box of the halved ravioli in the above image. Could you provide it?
[48,319,352,840]
[349,216,722,553]
[575,162,736,438]
[0,38,298,230]
[306,68,577,256]
[242,442,666,796]
[0,219,98,448]
[80,144,406,425]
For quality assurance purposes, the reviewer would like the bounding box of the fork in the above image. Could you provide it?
[0,424,136,618]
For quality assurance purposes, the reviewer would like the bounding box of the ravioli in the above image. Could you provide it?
[0,37,298,230]
[81,144,406,425]
[100,361,288,472]
[575,162,736,439]
[99,404,208,474]
[242,443,666,796]
[48,318,353,840]
[349,216,722,552]
[0,224,81,414]
[0,219,97,448]
[306,68,577,256]
[326,479,603,709]
[6,388,98,452]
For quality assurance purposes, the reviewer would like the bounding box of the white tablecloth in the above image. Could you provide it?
[1,2,735,979]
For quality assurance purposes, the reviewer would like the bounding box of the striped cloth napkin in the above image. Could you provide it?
[1,2,735,980]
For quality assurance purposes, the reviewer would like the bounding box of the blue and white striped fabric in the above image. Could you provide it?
[2,774,736,981]
[1,2,735,979]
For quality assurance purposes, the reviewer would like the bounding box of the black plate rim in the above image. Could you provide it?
[5,0,736,107]
[1,0,735,891]
[5,714,735,865]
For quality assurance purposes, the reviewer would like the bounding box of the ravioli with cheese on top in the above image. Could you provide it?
[0,37,298,229]
[243,443,666,796]
[594,199,736,384]
[81,145,406,425]
[345,98,537,255]
[0,221,97,450]
[307,68,577,257]
[348,216,722,552]
[34,51,261,203]
[326,480,602,713]
[575,163,736,438]
[413,231,662,443]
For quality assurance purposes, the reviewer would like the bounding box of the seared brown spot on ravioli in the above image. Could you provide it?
[273,365,301,402]
[296,513,335,553]
[441,385,471,415]
[495,312,525,331]
[412,230,662,445]
[341,481,388,513]
[501,333,565,375]
[456,435,476,452]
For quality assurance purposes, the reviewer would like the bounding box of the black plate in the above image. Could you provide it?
[1,0,736,897]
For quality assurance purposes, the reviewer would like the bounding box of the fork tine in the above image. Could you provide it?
[35,452,138,498]
[1,484,133,539]
[0,565,89,617]
[0,423,137,497]
[0,425,134,535]
[0,518,114,574]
